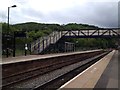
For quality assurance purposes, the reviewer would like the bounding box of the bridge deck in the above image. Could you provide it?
[59,50,118,89]
[1,49,102,65]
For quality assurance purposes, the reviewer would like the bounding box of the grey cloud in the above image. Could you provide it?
[9,7,45,24]
[22,8,44,19]
[38,2,118,28]
[0,11,7,22]
[3,1,118,28]
[118,1,120,27]
[88,2,118,27]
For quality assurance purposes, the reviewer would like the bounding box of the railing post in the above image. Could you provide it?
[34,41,36,51]
[69,30,71,36]
[98,29,99,36]
[46,38,48,47]
[64,42,66,52]
[38,38,40,54]
[56,33,57,42]
[13,32,16,57]
[109,29,111,36]
[58,31,60,39]
[53,34,55,43]
[50,35,51,44]
[78,30,80,36]
[61,31,63,36]
[29,44,31,55]
[88,30,89,36]
[42,38,44,51]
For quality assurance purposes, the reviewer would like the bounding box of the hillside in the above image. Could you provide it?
[2,22,117,56]
[2,22,101,41]
[13,22,60,32]
[12,22,100,32]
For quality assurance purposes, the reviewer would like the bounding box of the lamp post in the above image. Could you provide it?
[6,5,17,57]
[8,5,17,34]
[75,41,78,51]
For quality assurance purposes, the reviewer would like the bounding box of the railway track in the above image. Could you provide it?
[2,51,103,86]
[33,51,110,90]
[1,50,111,89]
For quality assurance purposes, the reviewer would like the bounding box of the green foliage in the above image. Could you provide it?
[30,30,44,40]
[2,23,19,35]
[65,38,117,49]
[10,22,101,41]
[13,22,60,32]
[2,22,117,52]
[42,29,52,35]
[64,23,99,30]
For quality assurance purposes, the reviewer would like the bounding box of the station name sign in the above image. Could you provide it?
[14,31,26,37]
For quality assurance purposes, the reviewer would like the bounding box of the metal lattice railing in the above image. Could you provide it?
[30,29,120,54]
[61,29,120,37]
[30,31,64,54]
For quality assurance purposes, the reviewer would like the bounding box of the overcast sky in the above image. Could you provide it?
[0,0,119,28]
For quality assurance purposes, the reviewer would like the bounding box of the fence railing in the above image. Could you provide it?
[30,29,120,54]
[30,31,63,54]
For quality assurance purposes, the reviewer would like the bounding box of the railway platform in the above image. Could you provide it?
[94,50,118,88]
[1,49,102,64]
[59,50,119,89]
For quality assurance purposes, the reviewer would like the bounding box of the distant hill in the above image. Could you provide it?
[63,23,100,30]
[12,22,61,32]
[2,22,102,41]
[12,22,100,32]
[2,22,117,54]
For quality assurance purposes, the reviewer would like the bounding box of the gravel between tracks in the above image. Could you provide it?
[6,54,102,89]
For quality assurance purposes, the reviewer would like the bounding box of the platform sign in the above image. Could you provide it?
[25,44,28,50]
[14,31,26,37]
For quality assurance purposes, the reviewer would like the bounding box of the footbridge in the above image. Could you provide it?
[62,28,120,38]
[30,29,120,54]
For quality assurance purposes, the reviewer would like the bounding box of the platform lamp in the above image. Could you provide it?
[6,5,17,57]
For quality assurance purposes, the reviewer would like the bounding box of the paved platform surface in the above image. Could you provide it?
[1,49,101,64]
[59,50,118,89]
[95,50,118,88]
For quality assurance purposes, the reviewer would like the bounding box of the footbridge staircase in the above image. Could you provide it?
[30,31,64,54]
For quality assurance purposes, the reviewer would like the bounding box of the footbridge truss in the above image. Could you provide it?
[62,29,120,38]
[30,28,120,54]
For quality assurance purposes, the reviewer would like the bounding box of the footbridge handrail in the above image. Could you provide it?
[30,30,64,54]
[30,29,120,54]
